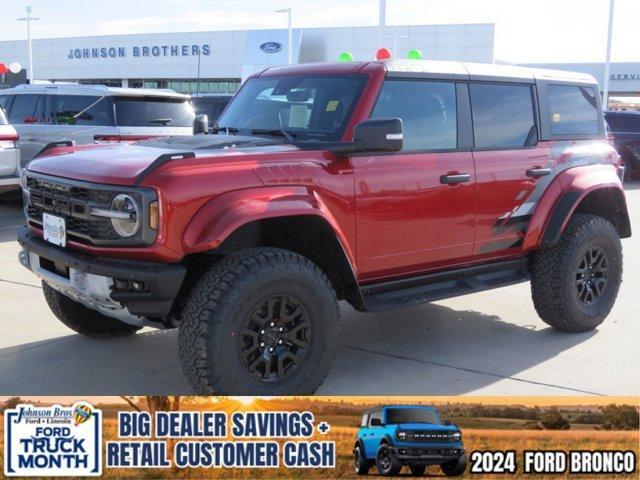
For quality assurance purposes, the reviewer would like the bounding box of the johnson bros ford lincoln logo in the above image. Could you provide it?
[4,402,102,476]
[260,41,283,53]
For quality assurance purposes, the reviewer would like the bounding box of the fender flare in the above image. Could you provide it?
[523,165,628,250]
[182,185,357,269]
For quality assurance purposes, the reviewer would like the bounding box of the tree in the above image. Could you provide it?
[3,397,24,410]
[120,396,182,414]
[600,404,639,430]
[540,408,571,430]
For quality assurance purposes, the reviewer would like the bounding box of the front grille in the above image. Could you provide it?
[26,175,121,245]
[401,430,458,443]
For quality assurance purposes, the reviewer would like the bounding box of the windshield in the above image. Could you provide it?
[386,409,438,425]
[216,74,367,142]
[114,96,195,127]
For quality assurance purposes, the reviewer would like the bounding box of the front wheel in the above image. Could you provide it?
[441,452,468,477]
[354,444,373,475]
[178,247,339,394]
[531,214,622,332]
[375,444,402,476]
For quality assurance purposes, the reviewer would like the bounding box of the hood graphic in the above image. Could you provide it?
[26,135,296,186]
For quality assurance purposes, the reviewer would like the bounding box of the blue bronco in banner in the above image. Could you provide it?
[354,405,467,476]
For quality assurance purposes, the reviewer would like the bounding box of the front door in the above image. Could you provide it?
[468,82,553,257]
[354,78,476,281]
[363,410,384,457]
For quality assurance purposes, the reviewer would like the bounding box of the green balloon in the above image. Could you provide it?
[339,51,354,62]
[407,49,422,60]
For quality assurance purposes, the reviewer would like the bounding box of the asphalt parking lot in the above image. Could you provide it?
[0,184,639,396]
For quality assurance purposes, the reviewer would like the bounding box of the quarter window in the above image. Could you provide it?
[54,95,115,126]
[548,85,599,135]
[470,83,536,149]
[371,80,457,151]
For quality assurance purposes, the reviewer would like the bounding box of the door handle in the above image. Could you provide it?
[526,167,551,178]
[440,173,471,185]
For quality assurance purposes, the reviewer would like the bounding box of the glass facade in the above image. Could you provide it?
[73,78,241,94]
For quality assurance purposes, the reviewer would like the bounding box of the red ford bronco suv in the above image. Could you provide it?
[17,59,630,394]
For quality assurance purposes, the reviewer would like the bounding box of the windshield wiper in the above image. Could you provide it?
[249,128,297,143]
[211,126,239,135]
[149,118,172,125]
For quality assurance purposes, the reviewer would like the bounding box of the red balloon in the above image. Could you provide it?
[0,63,8,74]
[375,47,392,61]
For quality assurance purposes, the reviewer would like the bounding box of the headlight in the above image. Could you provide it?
[453,432,462,440]
[110,193,140,238]
[397,431,406,440]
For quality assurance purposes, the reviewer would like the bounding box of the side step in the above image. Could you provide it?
[361,258,530,312]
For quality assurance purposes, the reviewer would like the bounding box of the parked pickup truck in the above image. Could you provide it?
[17,59,630,394]
[604,109,640,180]
[354,405,466,476]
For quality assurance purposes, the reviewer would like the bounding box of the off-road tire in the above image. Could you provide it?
[375,444,402,476]
[409,464,426,476]
[531,214,622,332]
[621,151,636,181]
[354,444,373,475]
[42,282,141,338]
[178,247,339,395]
[440,452,467,477]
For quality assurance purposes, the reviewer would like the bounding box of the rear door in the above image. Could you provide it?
[7,93,45,166]
[470,82,552,257]
[354,78,476,280]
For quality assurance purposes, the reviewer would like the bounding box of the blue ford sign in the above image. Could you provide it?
[260,41,283,54]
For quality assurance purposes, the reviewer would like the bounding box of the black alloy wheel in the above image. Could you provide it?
[575,246,609,304]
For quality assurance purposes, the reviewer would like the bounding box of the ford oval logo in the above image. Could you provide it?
[260,41,283,54]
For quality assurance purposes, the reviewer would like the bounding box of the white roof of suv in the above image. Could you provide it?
[1,83,188,98]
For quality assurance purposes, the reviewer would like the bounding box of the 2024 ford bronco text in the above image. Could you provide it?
[18,59,630,394]
[354,405,465,477]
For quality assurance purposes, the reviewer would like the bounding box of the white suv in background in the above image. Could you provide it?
[0,106,21,194]
[0,84,195,167]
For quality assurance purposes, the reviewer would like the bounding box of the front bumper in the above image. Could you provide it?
[391,446,465,465]
[17,227,186,324]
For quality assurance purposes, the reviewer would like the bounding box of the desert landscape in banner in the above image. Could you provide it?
[1,396,638,479]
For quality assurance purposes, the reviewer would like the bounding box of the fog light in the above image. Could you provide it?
[114,279,146,292]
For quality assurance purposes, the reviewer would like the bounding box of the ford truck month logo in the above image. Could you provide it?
[260,41,283,53]
[4,402,102,476]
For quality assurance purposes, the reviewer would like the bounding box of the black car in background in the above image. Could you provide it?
[605,110,640,180]
[191,94,234,128]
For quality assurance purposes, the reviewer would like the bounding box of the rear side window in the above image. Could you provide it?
[0,106,7,125]
[548,85,599,135]
[54,95,115,126]
[470,83,536,149]
[371,79,457,151]
[8,94,39,124]
[114,97,195,127]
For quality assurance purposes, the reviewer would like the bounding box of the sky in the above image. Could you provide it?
[0,0,638,64]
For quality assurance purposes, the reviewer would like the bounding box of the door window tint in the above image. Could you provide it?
[470,83,536,149]
[8,94,39,124]
[54,95,115,126]
[548,85,599,135]
[114,97,195,127]
[371,80,457,151]
[369,411,382,427]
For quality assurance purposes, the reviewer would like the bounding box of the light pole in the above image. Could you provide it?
[602,0,615,109]
[384,32,408,58]
[275,7,293,65]
[17,6,40,84]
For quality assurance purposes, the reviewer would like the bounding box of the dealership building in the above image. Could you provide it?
[0,23,495,93]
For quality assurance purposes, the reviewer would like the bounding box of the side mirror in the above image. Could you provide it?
[444,420,452,426]
[331,117,403,156]
[370,418,382,427]
[354,117,403,152]
[193,114,209,135]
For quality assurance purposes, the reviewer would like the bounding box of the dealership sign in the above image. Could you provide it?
[260,41,284,54]
[67,44,211,59]
[610,73,640,81]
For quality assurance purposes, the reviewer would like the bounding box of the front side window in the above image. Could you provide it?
[368,411,382,427]
[54,95,115,126]
[470,83,536,149]
[385,408,438,425]
[216,74,367,143]
[115,97,195,127]
[8,94,39,124]
[371,79,457,151]
[548,85,599,135]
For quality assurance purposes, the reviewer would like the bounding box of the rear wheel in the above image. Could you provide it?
[178,247,339,394]
[441,452,467,477]
[42,282,141,338]
[354,444,372,475]
[375,444,402,476]
[531,214,622,332]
